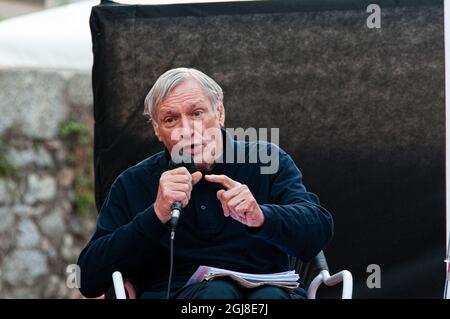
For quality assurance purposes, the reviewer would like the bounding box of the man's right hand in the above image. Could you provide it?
[154,167,203,224]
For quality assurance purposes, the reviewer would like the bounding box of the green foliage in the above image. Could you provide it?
[60,119,95,218]
[0,139,17,179]
[60,119,90,145]
[74,175,96,218]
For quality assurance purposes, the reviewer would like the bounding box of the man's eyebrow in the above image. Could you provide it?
[158,108,175,116]
[158,101,207,116]
[189,101,207,108]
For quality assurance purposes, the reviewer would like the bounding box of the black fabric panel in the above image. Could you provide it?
[98,0,442,15]
[90,1,445,298]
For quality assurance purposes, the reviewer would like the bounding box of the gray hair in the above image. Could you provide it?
[143,67,224,124]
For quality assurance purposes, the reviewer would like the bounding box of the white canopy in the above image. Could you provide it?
[0,0,253,71]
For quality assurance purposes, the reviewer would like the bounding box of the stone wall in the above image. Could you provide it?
[0,68,96,298]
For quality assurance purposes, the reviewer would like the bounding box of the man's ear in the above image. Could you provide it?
[217,103,225,127]
[152,121,162,142]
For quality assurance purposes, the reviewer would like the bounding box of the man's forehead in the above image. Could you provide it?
[156,79,212,114]
[168,79,206,97]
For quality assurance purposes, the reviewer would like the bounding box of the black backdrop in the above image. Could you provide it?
[90,0,446,298]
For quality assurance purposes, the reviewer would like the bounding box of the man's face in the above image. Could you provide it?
[153,79,225,170]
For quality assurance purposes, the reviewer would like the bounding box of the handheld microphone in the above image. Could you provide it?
[166,153,195,299]
[168,154,195,231]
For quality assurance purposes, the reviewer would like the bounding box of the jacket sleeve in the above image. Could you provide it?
[249,149,334,262]
[77,174,169,298]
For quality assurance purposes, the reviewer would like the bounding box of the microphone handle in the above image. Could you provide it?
[170,201,183,230]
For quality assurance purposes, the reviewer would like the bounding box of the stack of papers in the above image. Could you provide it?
[185,266,300,291]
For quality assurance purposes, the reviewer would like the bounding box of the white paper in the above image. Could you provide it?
[185,265,300,291]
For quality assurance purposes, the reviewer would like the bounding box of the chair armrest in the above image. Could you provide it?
[307,270,353,299]
[112,271,127,299]
[111,271,138,299]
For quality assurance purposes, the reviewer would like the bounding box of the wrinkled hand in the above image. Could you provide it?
[154,167,202,224]
[204,174,264,228]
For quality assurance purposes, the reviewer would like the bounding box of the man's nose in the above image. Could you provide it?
[179,115,194,139]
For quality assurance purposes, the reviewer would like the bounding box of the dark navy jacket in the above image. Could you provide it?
[77,129,334,298]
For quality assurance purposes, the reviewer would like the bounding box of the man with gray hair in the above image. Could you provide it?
[78,67,334,299]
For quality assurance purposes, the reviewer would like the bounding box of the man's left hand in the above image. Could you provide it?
[204,174,264,228]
